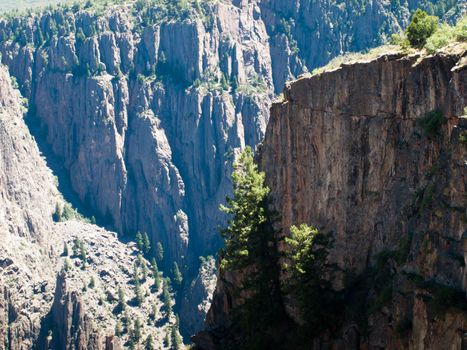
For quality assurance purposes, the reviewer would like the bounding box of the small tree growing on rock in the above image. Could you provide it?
[172,262,183,287]
[136,232,144,252]
[117,286,126,313]
[156,242,164,262]
[145,334,154,350]
[143,232,151,255]
[406,9,438,48]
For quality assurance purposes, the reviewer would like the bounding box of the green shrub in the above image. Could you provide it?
[454,16,467,42]
[458,130,467,145]
[418,110,445,139]
[406,9,438,48]
[425,23,454,53]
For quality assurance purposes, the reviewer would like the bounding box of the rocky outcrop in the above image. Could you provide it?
[0,66,176,349]
[198,45,467,349]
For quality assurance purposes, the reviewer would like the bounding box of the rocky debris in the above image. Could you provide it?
[0,65,176,349]
[199,45,467,349]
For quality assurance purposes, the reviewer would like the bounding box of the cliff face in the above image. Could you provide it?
[198,46,467,349]
[0,66,176,350]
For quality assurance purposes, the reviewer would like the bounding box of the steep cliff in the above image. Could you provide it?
[0,65,177,349]
[196,44,467,349]
[0,0,460,336]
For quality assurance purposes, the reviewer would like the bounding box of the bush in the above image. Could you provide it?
[454,17,467,42]
[425,24,454,53]
[406,9,438,48]
[418,110,444,139]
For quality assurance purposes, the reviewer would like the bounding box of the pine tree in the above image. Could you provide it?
[89,276,95,289]
[142,260,148,282]
[151,258,158,276]
[72,238,81,257]
[117,286,126,313]
[172,262,183,287]
[163,333,170,347]
[143,232,151,255]
[162,278,172,316]
[136,232,144,252]
[152,258,161,290]
[115,320,122,336]
[133,262,140,283]
[145,334,154,350]
[134,279,144,306]
[151,303,158,321]
[156,242,164,262]
[62,259,70,272]
[137,253,144,267]
[63,242,69,256]
[133,318,142,341]
[80,243,87,269]
[220,146,270,269]
[171,324,182,350]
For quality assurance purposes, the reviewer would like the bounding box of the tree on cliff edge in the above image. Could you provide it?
[220,146,270,269]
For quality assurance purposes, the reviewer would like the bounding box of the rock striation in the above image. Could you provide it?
[198,45,467,349]
[0,65,176,349]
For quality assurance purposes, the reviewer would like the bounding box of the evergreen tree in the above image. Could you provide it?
[172,262,183,287]
[62,259,70,272]
[171,324,182,350]
[133,262,140,283]
[53,203,62,222]
[133,318,142,341]
[151,258,160,290]
[63,242,69,256]
[89,276,95,289]
[136,232,144,252]
[406,9,438,48]
[80,243,87,269]
[156,242,164,262]
[145,334,154,350]
[115,320,122,336]
[220,146,270,269]
[162,279,172,316]
[285,224,337,336]
[143,232,151,255]
[72,238,81,257]
[134,278,144,306]
[163,333,170,347]
[117,286,126,313]
[151,258,159,276]
[151,303,158,321]
[142,261,148,282]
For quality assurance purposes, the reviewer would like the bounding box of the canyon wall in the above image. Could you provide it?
[198,45,467,349]
[0,65,176,349]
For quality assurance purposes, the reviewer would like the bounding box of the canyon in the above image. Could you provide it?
[0,0,465,348]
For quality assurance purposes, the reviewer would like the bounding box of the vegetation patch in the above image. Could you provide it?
[418,110,445,139]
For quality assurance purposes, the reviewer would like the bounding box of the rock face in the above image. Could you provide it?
[0,66,176,349]
[198,46,467,349]
[0,0,460,336]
